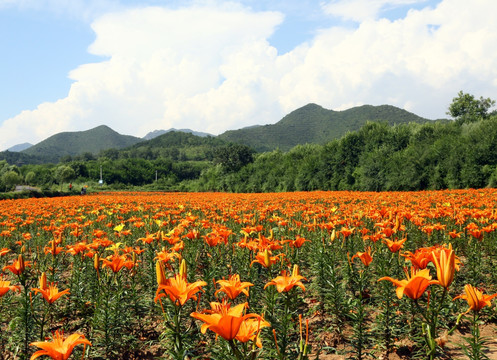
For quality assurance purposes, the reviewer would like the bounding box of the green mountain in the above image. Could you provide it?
[7,143,32,152]
[2,103,444,166]
[143,128,212,140]
[0,150,45,166]
[219,103,438,152]
[109,131,227,161]
[20,125,142,163]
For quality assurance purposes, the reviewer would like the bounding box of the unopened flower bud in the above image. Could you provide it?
[39,272,47,290]
[94,253,100,272]
[156,261,166,286]
[18,254,25,273]
[179,259,187,278]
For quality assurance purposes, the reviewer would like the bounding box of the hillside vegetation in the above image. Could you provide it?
[20,125,142,163]
[1,92,496,194]
[219,103,438,151]
[1,103,437,165]
[106,131,227,161]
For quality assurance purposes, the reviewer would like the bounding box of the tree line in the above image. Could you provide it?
[1,91,496,193]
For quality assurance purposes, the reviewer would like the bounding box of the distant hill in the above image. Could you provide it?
[21,125,142,163]
[7,143,32,152]
[0,150,45,166]
[219,103,439,152]
[113,131,228,161]
[2,103,446,165]
[143,128,212,140]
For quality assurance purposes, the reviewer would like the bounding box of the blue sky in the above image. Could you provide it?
[1,0,496,150]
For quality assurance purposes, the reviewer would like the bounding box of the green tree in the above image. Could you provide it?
[25,171,36,185]
[214,143,255,173]
[447,91,495,124]
[2,170,22,191]
[54,165,76,190]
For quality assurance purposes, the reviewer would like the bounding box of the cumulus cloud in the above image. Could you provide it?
[278,0,497,114]
[322,0,427,22]
[1,0,497,150]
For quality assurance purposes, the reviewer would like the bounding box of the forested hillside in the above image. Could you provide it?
[20,125,142,163]
[199,118,497,192]
[1,92,495,194]
[218,103,437,151]
[2,103,436,165]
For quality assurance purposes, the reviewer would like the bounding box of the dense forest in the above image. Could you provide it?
[1,91,496,194]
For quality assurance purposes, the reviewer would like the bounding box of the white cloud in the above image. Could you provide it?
[322,0,427,22]
[2,0,497,150]
[277,0,497,115]
[0,3,285,149]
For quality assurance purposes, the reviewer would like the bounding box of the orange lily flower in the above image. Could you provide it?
[383,237,407,253]
[215,274,253,300]
[3,254,31,276]
[30,330,91,360]
[100,254,134,273]
[448,230,461,239]
[340,227,355,238]
[155,248,181,265]
[454,284,497,313]
[235,316,271,348]
[32,283,70,304]
[431,244,460,271]
[137,233,155,244]
[250,249,282,268]
[0,277,20,297]
[0,248,11,256]
[351,247,373,267]
[65,242,90,256]
[44,240,64,256]
[402,248,433,269]
[264,265,306,293]
[155,273,206,306]
[191,301,261,341]
[431,246,457,289]
[378,267,435,300]
[469,229,484,241]
[285,235,310,248]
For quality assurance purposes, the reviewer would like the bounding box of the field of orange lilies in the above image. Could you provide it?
[1,189,497,359]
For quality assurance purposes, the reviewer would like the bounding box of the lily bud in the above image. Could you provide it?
[179,259,187,278]
[292,264,300,278]
[330,229,336,243]
[263,249,271,268]
[93,253,100,272]
[18,254,25,273]
[39,272,47,290]
[156,261,167,286]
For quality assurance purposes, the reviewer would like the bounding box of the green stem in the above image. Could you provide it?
[174,304,183,354]
[472,312,482,360]
[39,303,49,341]
[19,274,31,359]
[280,292,291,359]
[229,339,245,360]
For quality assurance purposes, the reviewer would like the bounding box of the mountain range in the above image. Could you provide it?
[219,103,437,151]
[142,128,212,140]
[2,103,443,164]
